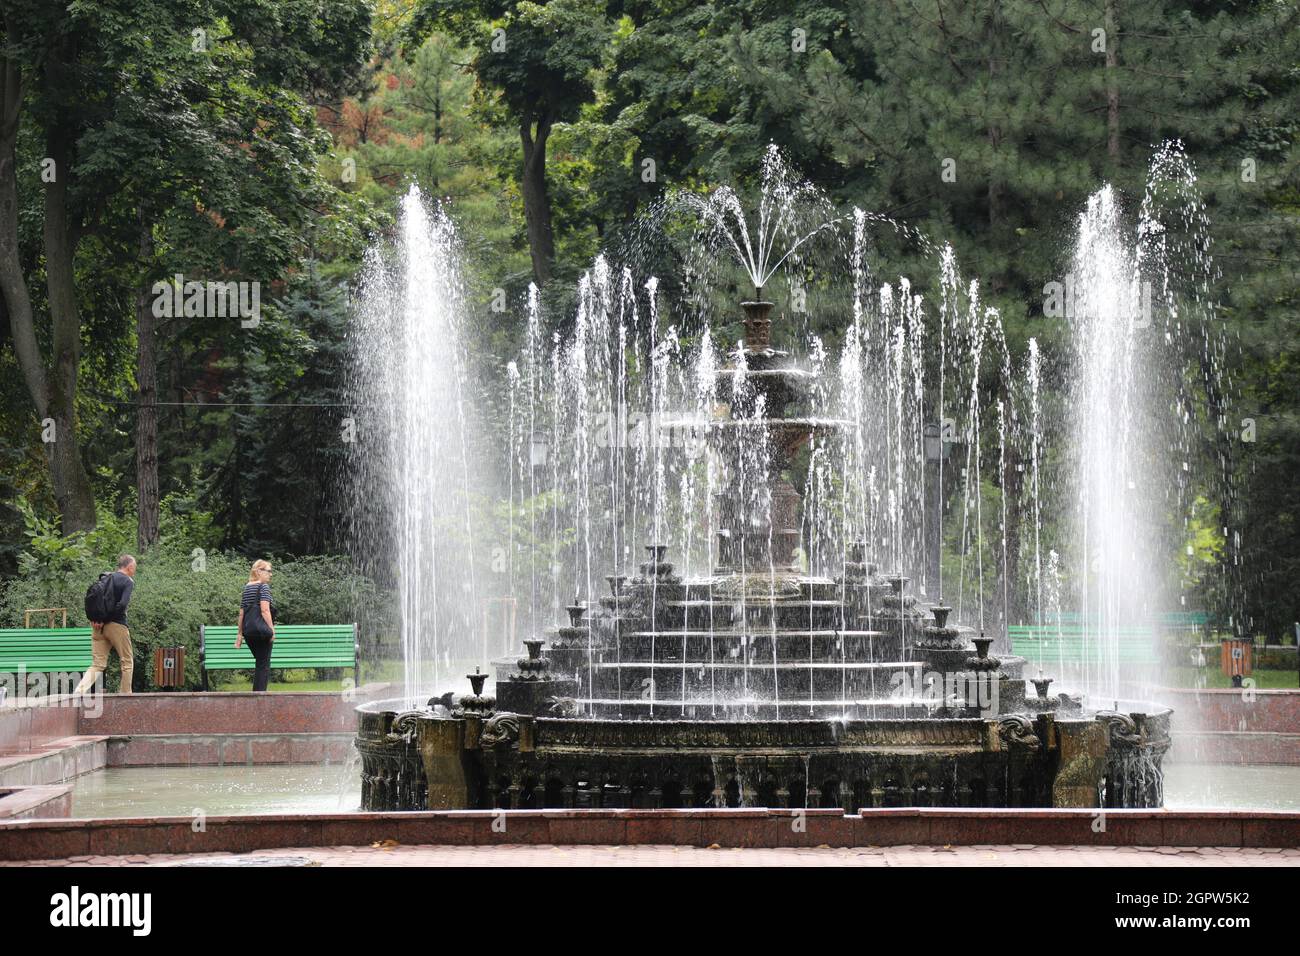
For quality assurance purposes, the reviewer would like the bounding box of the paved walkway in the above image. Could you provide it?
[4,844,1299,866]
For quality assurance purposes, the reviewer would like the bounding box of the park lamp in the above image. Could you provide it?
[924,423,948,463]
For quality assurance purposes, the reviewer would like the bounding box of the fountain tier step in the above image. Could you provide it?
[621,577,849,602]
[598,629,903,664]
[571,696,969,721]
[649,599,857,629]
[583,660,922,700]
[589,660,916,670]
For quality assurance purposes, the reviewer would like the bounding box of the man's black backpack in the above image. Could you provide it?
[84,572,116,623]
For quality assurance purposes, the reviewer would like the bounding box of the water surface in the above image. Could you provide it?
[70,765,360,818]
[65,762,1299,817]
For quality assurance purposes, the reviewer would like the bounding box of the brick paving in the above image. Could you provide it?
[2,843,1299,866]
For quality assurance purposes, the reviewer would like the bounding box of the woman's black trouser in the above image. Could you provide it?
[243,633,273,692]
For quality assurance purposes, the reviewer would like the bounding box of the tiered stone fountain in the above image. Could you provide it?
[356,300,1170,812]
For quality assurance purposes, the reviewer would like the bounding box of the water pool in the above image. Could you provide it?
[63,762,1299,818]
[70,765,360,818]
[1162,763,1300,811]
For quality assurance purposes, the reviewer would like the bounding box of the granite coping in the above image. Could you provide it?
[0,808,1296,859]
[107,732,355,766]
[1170,731,1300,765]
[0,736,109,771]
[2,683,399,740]
[0,785,73,820]
[7,843,1295,867]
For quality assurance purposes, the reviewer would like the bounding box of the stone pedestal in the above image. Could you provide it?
[418,717,470,810]
[497,676,580,716]
[1051,720,1109,808]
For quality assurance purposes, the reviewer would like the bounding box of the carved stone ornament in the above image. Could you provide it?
[388,710,423,741]
[996,715,1041,751]
[480,712,522,748]
[1095,711,1142,747]
[546,695,580,716]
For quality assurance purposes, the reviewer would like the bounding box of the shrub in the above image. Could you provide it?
[1,502,392,689]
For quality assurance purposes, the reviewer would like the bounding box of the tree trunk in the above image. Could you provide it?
[41,102,98,533]
[1105,0,1120,162]
[0,44,96,533]
[1003,442,1026,624]
[1201,350,1241,635]
[985,8,1004,278]
[519,112,555,286]
[135,215,160,549]
[0,57,47,417]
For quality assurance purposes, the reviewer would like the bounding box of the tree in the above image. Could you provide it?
[408,0,613,285]
[0,0,372,535]
[591,0,1300,627]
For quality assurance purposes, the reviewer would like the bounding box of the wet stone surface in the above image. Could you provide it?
[173,855,321,867]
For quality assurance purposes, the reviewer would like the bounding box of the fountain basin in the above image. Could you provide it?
[356,702,1170,811]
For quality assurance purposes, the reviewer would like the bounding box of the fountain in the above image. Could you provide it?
[348,186,485,702]
[354,150,1188,813]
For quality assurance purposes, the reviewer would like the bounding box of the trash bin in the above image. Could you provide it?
[1220,638,1252,687]
[153,646,186,689]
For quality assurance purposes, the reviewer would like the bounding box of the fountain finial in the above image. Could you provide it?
[740,300,774,351]
[565,602,587,627]
[931,605,952,629]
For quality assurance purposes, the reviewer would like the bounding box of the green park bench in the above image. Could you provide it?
[1158,610,1210,636]
[1042,611,1082,625]
[1008,623,1159,666]
[199,623,360,690]
[0,627,93,679]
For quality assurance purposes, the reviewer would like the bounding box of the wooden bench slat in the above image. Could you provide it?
[200,624,358,685]
[1008,622,1159,664]
[2,624,360,685]
[0,628,95,673]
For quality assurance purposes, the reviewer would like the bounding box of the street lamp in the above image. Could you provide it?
[924,423,949,462]
[924,423,948,600]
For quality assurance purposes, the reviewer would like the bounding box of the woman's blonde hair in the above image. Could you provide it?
[248,559,272,584]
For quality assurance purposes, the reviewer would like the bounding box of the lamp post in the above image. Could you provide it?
[924,423,947,601]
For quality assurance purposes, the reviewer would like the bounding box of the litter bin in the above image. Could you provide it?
[153,646,186,689]
[1220,638,1252,687]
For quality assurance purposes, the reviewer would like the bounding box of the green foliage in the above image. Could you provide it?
[0,502,392,690]
[3,0,1300,642]
[411,0,612,124]
[0,0,379,561]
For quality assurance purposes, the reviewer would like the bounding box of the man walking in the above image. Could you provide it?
[75,554,137,695]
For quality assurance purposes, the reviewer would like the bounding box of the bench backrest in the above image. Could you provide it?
[0,627,94,672]
[1008,624,1158,664]
[200,624,358,670]
[1159,610,1209,630]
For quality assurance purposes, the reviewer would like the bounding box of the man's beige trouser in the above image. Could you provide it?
[73,622,133,694]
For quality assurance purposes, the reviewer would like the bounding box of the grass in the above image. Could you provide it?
[1167,666,1299,690]
[210,657,404,693]
[215,677,356,692]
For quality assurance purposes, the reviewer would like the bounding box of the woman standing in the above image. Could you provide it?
[235,559,276,691]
